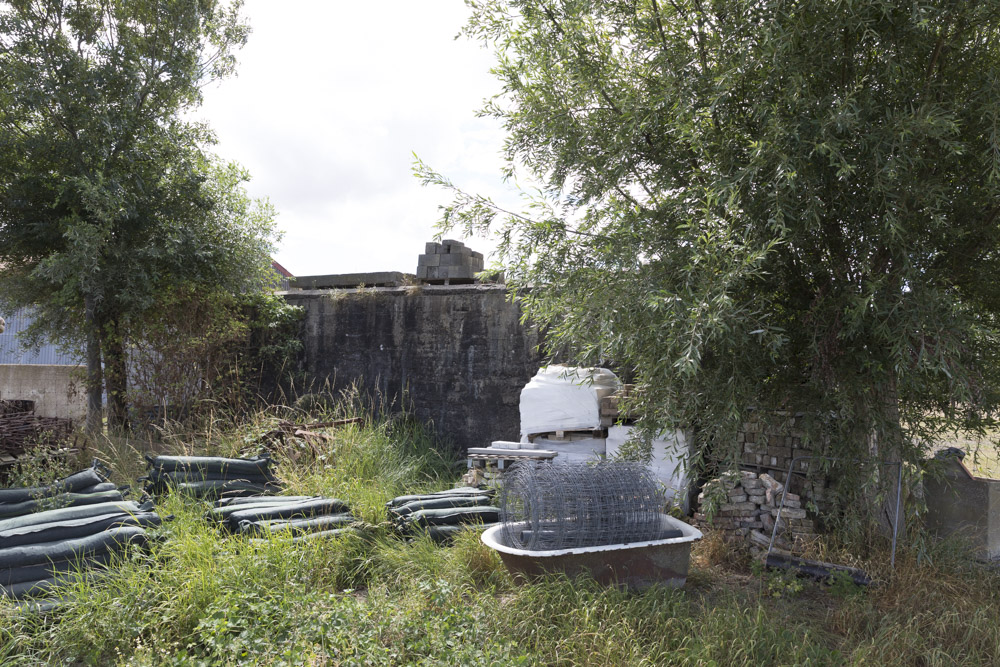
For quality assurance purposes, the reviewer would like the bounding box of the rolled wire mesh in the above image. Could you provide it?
[499,461,666,551]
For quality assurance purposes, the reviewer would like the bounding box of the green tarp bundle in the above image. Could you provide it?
[0,462,122,517]
[1,510,162,549]
[0,471,162,603]
[208,495,362,539]
[0,516,159,601]
[0,490,130,519]
[142,455,281,499]
[387,487,498,543]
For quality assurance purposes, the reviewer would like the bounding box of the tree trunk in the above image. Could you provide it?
[104,317,130,434]
[84,294,104,437]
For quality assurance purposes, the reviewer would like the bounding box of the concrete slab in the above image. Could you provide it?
[446,266,476,280]
[0,364,85,420]
[925,455,1000,560]
[439,253,466,267]
[291,272,414,289]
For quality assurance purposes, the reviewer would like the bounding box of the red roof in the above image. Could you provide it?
[271,259,293,278]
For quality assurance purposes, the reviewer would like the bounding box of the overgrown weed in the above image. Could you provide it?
[3,402,1000,665]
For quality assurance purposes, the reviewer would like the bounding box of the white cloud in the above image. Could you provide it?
[196,0,518,276]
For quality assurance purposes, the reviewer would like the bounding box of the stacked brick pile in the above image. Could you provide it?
[738,412,828,506]
[416,240,485,283]
[739,412,813,472]
[694,470,818,558]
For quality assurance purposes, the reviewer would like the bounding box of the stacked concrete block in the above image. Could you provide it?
[417,240,485,283]
[694,470,818,558]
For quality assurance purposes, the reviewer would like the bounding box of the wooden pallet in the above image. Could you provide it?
[467,448,557,471]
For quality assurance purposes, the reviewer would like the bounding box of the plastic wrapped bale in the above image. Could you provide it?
[239,513,357,537]
[0,510,162,549]
[388,495,493,519]
[224,498,351,533]
[0,526,150,600]
[518,365,619,437]
[499,461,675,551]
[420,522,500,543]
[0,490,129,519]
[172,480,282,499]
[0,501,148,533]
[206,496,316,524]
[386,487,493,516]
[145,455,274,477]
[207,496,360,539]
[402,506,500,530]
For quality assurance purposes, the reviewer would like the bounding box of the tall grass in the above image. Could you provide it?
[3,403,1000,665]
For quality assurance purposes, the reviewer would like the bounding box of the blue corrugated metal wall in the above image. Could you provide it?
[1,261,291,366]
[0,309,81,365]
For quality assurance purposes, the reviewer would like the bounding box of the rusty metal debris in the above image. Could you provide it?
[256,417,362,461]
[765,553,873,587]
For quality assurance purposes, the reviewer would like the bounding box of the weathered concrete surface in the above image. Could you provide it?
[291,272,413,289]
[924,457,1000,560]
[0,364,86,420]
[284,284,544,450]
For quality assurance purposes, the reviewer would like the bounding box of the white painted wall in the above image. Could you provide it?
[0,364,86,420]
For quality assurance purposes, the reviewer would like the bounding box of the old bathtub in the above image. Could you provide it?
[481,514,702,590]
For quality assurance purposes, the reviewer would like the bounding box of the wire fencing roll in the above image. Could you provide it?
[499,461,666,551]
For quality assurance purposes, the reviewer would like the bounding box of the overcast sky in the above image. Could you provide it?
[196,1,514,277]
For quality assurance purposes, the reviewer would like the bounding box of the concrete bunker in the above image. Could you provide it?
[924,452,1000,561]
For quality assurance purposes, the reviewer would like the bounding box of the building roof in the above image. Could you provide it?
[271,259,293,278]
[0,309,80,365]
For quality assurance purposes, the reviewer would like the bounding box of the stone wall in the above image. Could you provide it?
[284,284,544,451]
[0,364,86,420]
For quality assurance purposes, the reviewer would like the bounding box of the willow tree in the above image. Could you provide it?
[0,0,275,433]
[422,0,1000,529]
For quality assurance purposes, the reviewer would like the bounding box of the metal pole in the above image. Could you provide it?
[891,461,903,569]
[765,455,903,573]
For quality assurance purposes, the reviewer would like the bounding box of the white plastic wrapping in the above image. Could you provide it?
[519,365,619,437]
[607,425,692,513]
[532,435,607,465]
